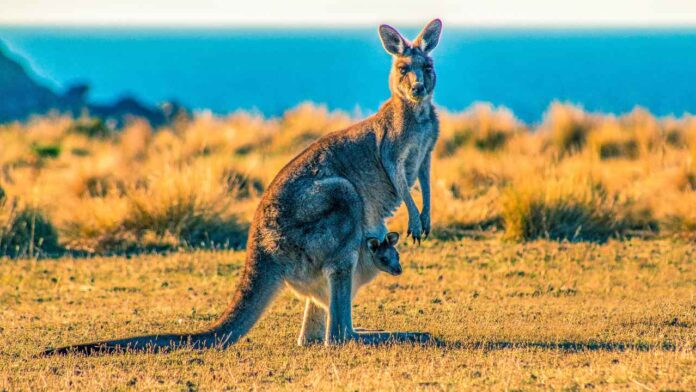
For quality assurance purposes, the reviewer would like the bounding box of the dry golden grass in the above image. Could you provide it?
[1,101,696,255]
[2,104,695,389]
[1,239,694,390]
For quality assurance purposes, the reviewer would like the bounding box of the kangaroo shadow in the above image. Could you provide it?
[344,330,684,352]
[428,339,686,352]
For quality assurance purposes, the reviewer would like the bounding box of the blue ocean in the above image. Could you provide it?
[1,26,695,123]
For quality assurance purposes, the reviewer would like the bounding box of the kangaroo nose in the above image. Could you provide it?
[412,84,425,96]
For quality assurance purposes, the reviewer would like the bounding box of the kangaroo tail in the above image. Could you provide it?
[40,250,284,356]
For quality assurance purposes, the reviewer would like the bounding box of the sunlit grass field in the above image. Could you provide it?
[1,239,694,390]
[1,102,695,389]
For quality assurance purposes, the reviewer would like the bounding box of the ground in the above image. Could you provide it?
[1,239,694,390]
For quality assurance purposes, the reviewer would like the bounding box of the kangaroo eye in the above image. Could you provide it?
[398,67,408,75]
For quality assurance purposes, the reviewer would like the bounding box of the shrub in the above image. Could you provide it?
[437,129,472,157]
[30,143,61,159]
[542,102,593,155]
[124,193,248,250]
[663,214,696,238]
[621,107,661,154]
[436,104,522,157]
[57,196,133,254]
[501,178,625,242]
[122,166,248,250]
[654,191,696,238]
[0,197,61,257]
[119,120,153,160]
[82,175,118,197]
[57,162,251,254]
[387,182,503,240]
[270,103,351,154]
[596,140,639,160]
[5,101,696,252]
[222,169,264,199]
[70,147,90,157]
[671,164,696,192]
[588,121,639,160]
[474,129,511,151]
[69,117,111,138]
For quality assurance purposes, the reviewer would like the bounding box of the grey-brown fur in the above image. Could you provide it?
[41,19,442,355]
[296,231,402,345]
[368,232,402,276]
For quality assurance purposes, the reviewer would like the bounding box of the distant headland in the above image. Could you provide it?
[0,41,187,127]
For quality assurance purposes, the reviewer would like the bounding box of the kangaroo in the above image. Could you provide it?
[368,232,402,276]
[297,231,403,345]
[42,19,442,355]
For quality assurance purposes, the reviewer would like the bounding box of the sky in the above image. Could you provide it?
[1,0,696,26]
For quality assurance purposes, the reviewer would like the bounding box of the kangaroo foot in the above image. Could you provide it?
[355,331,433,345]
[325,330,433,346]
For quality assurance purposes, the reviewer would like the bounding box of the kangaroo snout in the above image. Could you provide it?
[379,256,402,276]
[411,83,425,97]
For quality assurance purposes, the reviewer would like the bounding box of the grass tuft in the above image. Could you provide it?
[121,165,248,250]
[436,104,522,157]
[0,195,61,257]
[542,102,593,155]
[501,177,625,242]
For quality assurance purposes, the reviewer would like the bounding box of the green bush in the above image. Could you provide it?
[31,143,61,159]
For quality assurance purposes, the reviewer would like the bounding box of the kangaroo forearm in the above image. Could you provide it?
[419,175,431,213]
[418,156,432,213]
[395,174,420,217]
[383,160,420,217]
[402,186,420,216]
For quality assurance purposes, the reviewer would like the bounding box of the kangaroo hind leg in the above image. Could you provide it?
[297,299,326,346]
[324,257,433,346]
[324,249,360,345]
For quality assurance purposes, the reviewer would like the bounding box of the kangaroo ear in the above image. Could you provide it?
[378,24,408,56]
[366,237,380,252]
[413,18,442,53]
[386,232,399,245]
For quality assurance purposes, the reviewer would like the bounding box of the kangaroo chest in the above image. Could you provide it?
[401,121,435,186]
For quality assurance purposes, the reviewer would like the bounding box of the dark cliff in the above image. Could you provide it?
[0,42,187,127]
